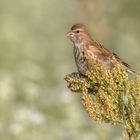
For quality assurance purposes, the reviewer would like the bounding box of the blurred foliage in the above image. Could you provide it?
[65,53,140,140]
[0,0,140,140]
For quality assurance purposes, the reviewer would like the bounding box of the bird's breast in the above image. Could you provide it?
[74,45,88,74]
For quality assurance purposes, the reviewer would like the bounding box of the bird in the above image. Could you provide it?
[66,23,136,75]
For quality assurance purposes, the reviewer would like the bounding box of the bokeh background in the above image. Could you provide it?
[0,0,140,140]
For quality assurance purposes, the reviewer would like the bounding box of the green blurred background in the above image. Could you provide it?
[0,0,140,140]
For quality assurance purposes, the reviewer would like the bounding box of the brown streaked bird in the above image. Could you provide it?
[66,24,136,75]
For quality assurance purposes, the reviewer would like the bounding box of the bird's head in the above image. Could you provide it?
[67,24,91,45]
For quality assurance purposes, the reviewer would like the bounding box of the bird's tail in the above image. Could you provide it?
[122,61,138,75]
[126,68,138,75]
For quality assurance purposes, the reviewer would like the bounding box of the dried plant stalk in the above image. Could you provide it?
[64,55,140,140]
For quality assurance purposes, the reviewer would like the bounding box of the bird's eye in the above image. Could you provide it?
[76,30,80,33]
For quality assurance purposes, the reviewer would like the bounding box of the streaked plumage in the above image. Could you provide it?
[67,24,136,75]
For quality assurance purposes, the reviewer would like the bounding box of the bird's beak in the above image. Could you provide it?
[66,31,74,37]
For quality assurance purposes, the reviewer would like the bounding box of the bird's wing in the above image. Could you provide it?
[84,42,136,74]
